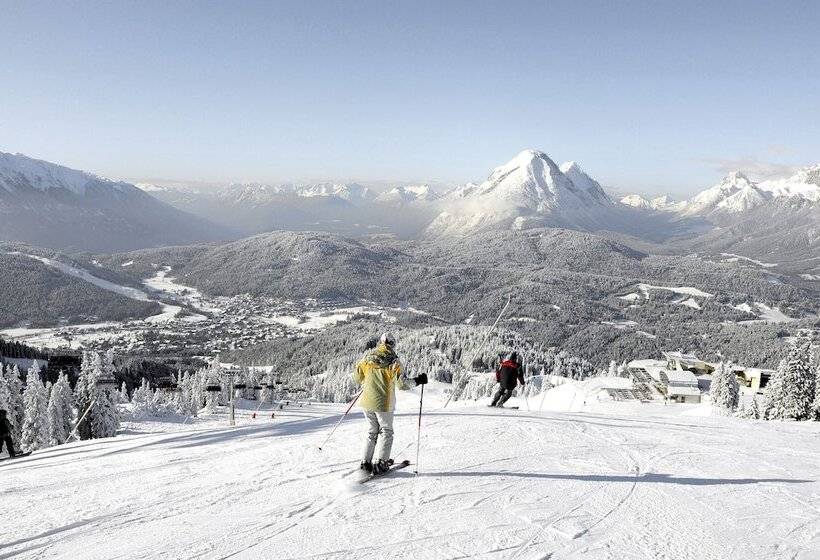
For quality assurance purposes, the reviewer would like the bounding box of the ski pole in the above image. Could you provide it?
[414,383,424,475]
[318,390,362,451]
[443,294,512,408]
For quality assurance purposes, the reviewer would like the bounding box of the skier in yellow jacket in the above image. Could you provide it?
[353,332,427,475]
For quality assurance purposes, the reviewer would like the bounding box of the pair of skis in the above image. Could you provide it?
[0,451,32,463]
[358,459,411,483]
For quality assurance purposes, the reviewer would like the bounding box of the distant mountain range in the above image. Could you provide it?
[1,149,817,264]
[621,166,820,216]
[144,179,441,238]
[0,152,231,252]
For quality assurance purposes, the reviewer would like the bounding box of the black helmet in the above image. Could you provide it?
[507,351,519,362]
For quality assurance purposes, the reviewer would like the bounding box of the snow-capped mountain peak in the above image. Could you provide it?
[470,149,611,212]
[0,151,227,251]
[560,161,612,205]
[759,165,820,202]
[619,193,682,212]
[375,184,440,204]
[620,194,652,209]
[0,151,138,196]
[682,171,771,215]
[426,149,616,235]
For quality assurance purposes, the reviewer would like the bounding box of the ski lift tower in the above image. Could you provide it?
[222,365,241,427]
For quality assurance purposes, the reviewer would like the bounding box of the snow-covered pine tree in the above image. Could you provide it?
[91,385,119,438]
[749,396,761,420]
[4,364,25,442]
[177,371,193,416]
[131,378,152,414]
[711,361,739,415]
[21,362,49,452]
[118,381,129,404]
[90,349,120,438]
[46,374,73,446]
[765,341,815,421]
[0,365,16,442]
[810,347,820,420]
[735,395,761,420]
[205,362,222,413]
[73,352,98,440]
[608,361,617,378]
[57,372,75,440]
[190,370,203,417]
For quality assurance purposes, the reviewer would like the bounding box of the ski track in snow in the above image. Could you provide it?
[3,389,820,560]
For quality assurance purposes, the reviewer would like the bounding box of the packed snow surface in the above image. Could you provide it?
[4,386,820,560]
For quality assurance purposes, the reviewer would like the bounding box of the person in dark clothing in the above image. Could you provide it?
[490,352,525,407]
[0,409,17,457]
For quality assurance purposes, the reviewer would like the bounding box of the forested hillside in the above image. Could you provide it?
[0,252,160,327]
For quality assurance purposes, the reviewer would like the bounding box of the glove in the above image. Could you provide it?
[413,373,428,386]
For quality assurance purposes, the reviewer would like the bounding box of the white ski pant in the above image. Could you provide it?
[362,411,394,463]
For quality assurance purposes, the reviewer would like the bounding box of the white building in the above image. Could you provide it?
[627,358,702,404]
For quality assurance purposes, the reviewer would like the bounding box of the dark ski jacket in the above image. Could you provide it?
[495,359,524,390]
[0,416,11,437]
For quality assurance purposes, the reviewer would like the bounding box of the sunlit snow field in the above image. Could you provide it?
[3,381,820,560]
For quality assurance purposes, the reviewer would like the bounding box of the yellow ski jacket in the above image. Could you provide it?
[352,343,412,412]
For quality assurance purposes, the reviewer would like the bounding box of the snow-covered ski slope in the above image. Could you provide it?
[3,387,820,559]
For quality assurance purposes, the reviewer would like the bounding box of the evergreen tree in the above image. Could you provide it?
[813,362,820,421]
[0,366,11,417]
[91,385,119,438]
[177,371,193,415]
[57,372,75,440]
[749,396,760,420]
[46,374,73,446]
[21,362,48,452]
[4,365,25,442]
[74,352,97,440]
[118,381,129,404]
[131,378,152,413]
[190,370,203,417]
[205,363,222,413]
[711,361,739,415]
[765,341,815,421]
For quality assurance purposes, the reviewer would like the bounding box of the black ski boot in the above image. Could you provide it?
[360,461,373,473]
[372,459,393,475]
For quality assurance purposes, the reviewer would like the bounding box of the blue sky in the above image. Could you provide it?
[1,0,818,197]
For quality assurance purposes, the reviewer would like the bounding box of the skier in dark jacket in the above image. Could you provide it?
[489,352,525,407]
[0,409,17,457]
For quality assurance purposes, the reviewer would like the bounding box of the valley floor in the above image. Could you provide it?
[2,389,820,559]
